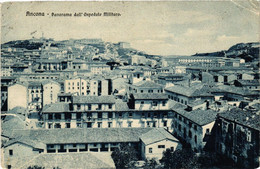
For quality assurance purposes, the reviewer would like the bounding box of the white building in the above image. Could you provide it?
[171,103,217,152]
[8,83,28,110]
[140,128,180,160]
[42,80,61,106]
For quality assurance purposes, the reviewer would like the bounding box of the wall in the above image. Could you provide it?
[8,84,28,110]
[142,139,179,160]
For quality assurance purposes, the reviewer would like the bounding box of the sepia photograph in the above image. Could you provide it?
[1,1,259,169]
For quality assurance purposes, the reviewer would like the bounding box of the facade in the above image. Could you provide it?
[129,80,164,94]
[64,77,111,96]
[171,102,217,152]
[8,83,28,110]
[165,84,214,105]
[140,128,180,160]
[214,108,260,168]
[42,96,174,131]
[42,80,61,106]
[2,127,178,168]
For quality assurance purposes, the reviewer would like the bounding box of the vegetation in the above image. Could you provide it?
[111,143,138,169]
[160,148,199,169]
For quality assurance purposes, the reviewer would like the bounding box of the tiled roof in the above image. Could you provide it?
[173,108,218,126]
[1,115,27,137]
[216,85,259,96]
[3,136,45,150]
[133,93,168,100]
[8,152,115,169]
[236,79,259,86]
[165,84,213,97]
[72,96,116,104]
[41,80,60,86]
[115,99,130,111]
[140,128,179,145]
[42,103,70,113]
[133,81,163,88]
[11,128,153,144]
[218,108,260,131]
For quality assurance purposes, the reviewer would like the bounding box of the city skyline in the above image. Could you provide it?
[1,1,259,56]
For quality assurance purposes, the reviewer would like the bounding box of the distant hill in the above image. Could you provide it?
[193,42,259,62]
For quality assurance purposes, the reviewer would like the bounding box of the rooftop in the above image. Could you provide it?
[72,95,116,104]
[42,103,70,113]
[132,93,168,100]
[11,128,153,144]
[218,108,260,131]
[140,128,179,145]
[8,152,115,169]
[132,80,163,88]
[165,84,213,97]
[173,107,218,126]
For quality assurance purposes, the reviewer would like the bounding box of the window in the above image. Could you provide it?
[189,131,192,138]
[48,114,53,120]
[73,144,77,147]
[8,165,11,169]
[163,121,167,127]
[142,113,145,118]
[158,145,165,149]
[247,131,251,142]
[77,104,81,110]
[108,104,113,109]
[108,122,112,128]
[141,90,143,93]
[98,112,102,119]
[9,150,13,156]
[66,123,70,128]
[98,104,102,110]
[87,122,92,128]
[128,122,132,127]
[149,148,153,153]
[162,101,166,106]
[194,125,197,131]
[88,105,91,110]
[153,101,157,106]
[119,112,122,118]
[194,135,197,143]
[98,122,102,128]
[129,113,133,118]
[108,112,113,118]
[141,101,144,104]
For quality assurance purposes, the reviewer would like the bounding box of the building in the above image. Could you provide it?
[8,83,28,110]
[171,103,218,152]
[129,80,164,94]
[128,93,169,110]
[2,127,178,168]
[140,128,180,160]
[165,84,214,105]
[214,108,260,168]
[42,80,61,106]
[42,95,174,131]
[64,76,111,96]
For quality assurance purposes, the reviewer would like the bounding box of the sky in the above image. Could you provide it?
[1,1,259,56]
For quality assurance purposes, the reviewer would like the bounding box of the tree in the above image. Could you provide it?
[143,158,161,169]
[111,143,138,169]
[160,148,199,169]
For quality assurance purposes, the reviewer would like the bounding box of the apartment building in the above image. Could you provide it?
[214,108,260,168]
[42,95,173,131]
[64,76,111,96]
[171,101,218,152]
